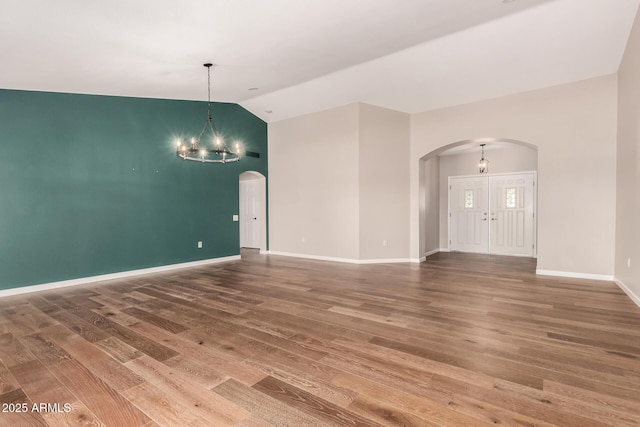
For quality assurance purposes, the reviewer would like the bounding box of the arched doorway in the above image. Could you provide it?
[239,171,267,253]
[419,138,538,259]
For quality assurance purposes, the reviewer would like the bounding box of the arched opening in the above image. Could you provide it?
[239,171,267,254]
[419,138,538,259]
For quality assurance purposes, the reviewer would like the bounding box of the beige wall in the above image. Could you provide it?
[616,9,640,301]
[437,146,538,248]
[358,104,410,260]
[411,75,618,277]
[270,76,619,277]
[268,103,411,261]
[268,104,360,259]
[424,157,440,253]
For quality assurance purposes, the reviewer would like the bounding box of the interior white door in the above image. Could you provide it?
[449,177,489,253]
[489,173,535,256]
[239,180,260,248]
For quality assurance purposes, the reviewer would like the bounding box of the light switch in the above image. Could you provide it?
[233,215,239,222]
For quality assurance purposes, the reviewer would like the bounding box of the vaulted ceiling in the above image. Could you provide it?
[1,0,638,122]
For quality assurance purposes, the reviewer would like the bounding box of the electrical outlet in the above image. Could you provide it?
[197,241,203,248]
[232,215,239,222]
[628,258,631,268]
[382,240,388,247]
[301,236,306,243]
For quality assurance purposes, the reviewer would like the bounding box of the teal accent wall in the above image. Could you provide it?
[0,89,267,290]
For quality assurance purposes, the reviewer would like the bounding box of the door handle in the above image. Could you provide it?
[481,218,488,221]
[491,218,497,221]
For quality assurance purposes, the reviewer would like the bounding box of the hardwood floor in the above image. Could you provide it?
[1,251,639,426]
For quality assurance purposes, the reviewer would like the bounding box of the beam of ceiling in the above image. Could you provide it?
[1,0,638,123]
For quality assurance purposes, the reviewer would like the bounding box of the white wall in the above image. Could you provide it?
[411,75,618,277]
[424,157,440,254]
[270,76,618,278]
[268,103,411,262]
[616,8,640,303]
[437,145,538,248]
[268,104,360,259]
[359,104,410,260]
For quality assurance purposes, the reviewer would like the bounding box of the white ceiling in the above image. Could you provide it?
[1,0,638,123]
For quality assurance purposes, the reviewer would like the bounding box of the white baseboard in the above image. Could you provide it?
[266,251,416,265]
[267,251,360,264]
[359,258,416,264]
[0,255,241,299]
[424,249,440,258]
[614,278,640,308]
[423,248,450,257]
[535,269,614,281]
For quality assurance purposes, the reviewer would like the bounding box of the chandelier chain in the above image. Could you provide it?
[207,65,212,121]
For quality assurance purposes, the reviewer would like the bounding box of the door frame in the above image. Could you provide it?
[448,171,537,257]
[239,171,267,253]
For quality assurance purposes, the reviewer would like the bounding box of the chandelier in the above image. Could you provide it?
[478,144,489,173]
[176,63,241,163]
[478,143,489,173]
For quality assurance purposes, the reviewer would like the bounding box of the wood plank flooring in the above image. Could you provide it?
[1,250,639,426]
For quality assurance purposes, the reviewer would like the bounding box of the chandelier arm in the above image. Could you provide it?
[196,120,210,144]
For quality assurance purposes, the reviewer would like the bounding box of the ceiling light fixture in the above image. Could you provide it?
[479,144,489,173]
[175,63,241,163]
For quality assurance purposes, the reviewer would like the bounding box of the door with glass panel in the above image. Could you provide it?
[449,173,536,256]
[449,177,489,253]
[489,173,535,256]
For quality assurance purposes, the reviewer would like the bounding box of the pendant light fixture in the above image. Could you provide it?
[478,143,489,173]
[176,63,241,163]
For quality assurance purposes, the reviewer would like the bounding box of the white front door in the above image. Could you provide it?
[239,180,261,248]
[489,173,535,256]
[450,177,489,253]
[449,172,536,257]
